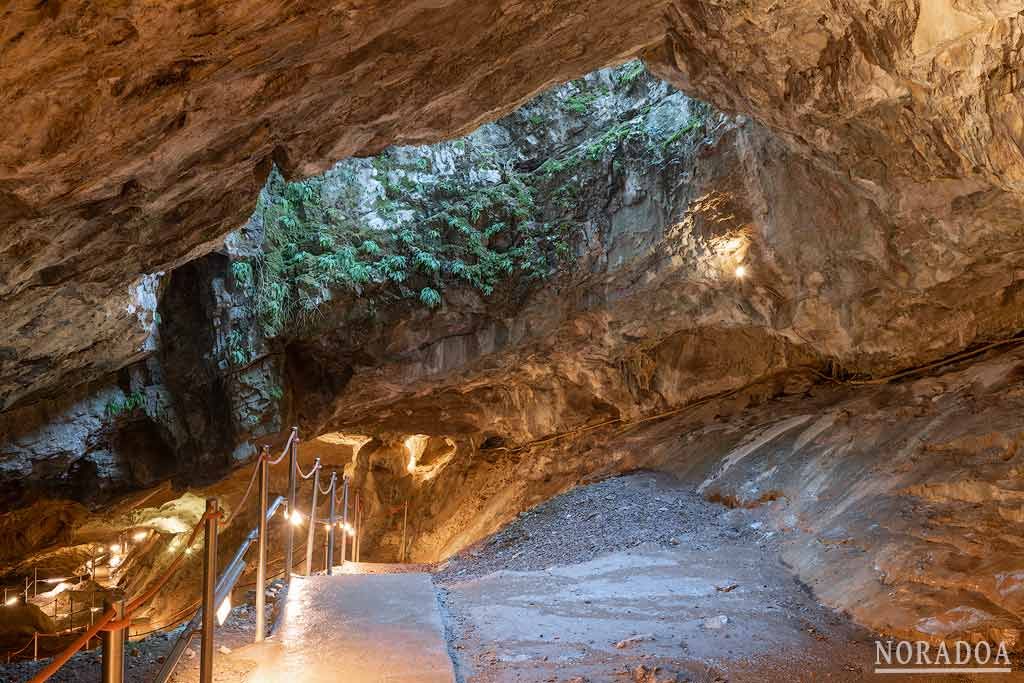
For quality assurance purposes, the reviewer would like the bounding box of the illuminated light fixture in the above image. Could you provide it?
[216,594,231,626]
[109,556,122,568]
[90,607,102,613]
[109,543,122,554]
[4,596,18,606]
[289,510,305,526]
[735,265,747,279]
[132,530,149,542]
[42,577,69,584]
[341,522,355,537]
[184,547,193,556]
[323,523,332,532]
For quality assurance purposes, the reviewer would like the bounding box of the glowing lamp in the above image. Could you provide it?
[4,596,18,606]
[109,556,122,568]
[109,543,122,554]
[735,265,747,279]
[289,510,305,526]
[132,530,149,542]
[216,594,231,626]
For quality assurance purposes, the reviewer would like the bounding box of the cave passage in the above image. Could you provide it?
[4,32,1024,683]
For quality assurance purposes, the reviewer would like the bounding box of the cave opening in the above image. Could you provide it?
[4,5,1024,677]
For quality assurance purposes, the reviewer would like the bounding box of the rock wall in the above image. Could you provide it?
[3,0,1023,416]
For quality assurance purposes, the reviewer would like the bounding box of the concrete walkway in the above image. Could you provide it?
[240,571,456,683]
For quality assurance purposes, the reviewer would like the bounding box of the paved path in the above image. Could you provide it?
[240,570,456,683]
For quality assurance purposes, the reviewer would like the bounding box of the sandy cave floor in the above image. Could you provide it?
[4,472,1017,682]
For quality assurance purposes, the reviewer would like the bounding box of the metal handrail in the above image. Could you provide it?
[153,495,285,683]
[23,425,352,683]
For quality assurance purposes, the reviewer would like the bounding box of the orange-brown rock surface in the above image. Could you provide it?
[3,1,1024,412]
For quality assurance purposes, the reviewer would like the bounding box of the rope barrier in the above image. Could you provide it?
[27,609,116,683]
[268,428,298,466]
[6,633,36,662]
[22,507,216,682]
[295,459,320,480]
[317,476,334,497]
[219,457,261,529]
[22,426,304,682]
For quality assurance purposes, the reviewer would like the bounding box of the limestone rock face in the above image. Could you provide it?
[0,0,665,411]
[3,1,1024,414]
[3,0,1024,652]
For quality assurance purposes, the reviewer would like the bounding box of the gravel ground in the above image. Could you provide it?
[434,471,758,583]
[434,471,884,683]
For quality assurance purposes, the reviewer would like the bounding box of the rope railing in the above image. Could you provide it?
[20,423,331,679]
[20,425,362,683]
[295,458,320,480]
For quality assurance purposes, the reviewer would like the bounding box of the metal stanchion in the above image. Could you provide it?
[255,447,269,643]
[32,633,37,661]
[199,498,218,683]
[326,473,337,574]
[356,493,364,565]
[304,459,320,577]
[285,428,298,584]
[340,476,350,564]
[101,597,125,683]
[401,500,409,563]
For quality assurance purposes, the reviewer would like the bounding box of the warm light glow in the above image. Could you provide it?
[90,607,101,613]
[722,237,744,253]
[323,523,332,532]
[42,577,69,584]
[216,593,231,626]
[184,547,193,556]
[109,556,122,568]
[132,530,149,542]
[289,510,305,526]
[735,265,747,279]
[4,596,18,606]
[404,434,429,473]
[109,543,122,554]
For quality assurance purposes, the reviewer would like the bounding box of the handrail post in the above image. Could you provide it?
[199,498,218,683]
[326,473,337,574]
[255,447,269,643]
[101,596,125,683]
[285,427,298,584]
[355,495,362,563]
[304,459,320,576]
[340,475,350,563]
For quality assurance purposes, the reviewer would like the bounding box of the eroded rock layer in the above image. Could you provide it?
[2,1,1024,653]
[3,1,1024,411]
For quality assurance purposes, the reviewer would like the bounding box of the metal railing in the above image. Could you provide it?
[23,426,364,683]
[152,495,284,683]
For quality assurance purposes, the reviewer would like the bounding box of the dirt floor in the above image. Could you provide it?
[433,472,1010,683]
